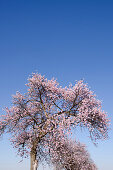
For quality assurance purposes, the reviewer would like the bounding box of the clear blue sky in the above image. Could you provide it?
[0,0,113,170]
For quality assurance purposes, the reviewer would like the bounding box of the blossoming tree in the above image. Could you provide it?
[0,73,109,170]
[49,135,97,170]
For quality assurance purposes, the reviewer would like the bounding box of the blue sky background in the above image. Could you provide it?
[0,0,113,170]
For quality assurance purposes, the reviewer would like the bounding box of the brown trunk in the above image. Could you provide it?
[30,147,38,170]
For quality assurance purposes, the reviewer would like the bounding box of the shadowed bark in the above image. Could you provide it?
[30,145,38,170]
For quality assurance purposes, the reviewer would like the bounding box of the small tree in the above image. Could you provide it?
[0,73,109,170]
[49,135,97,170]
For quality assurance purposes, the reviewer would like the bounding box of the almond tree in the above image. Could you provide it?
[48,135,97,170]
[0,73,109,170]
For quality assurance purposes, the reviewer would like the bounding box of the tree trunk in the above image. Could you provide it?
[30,148,38,170]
